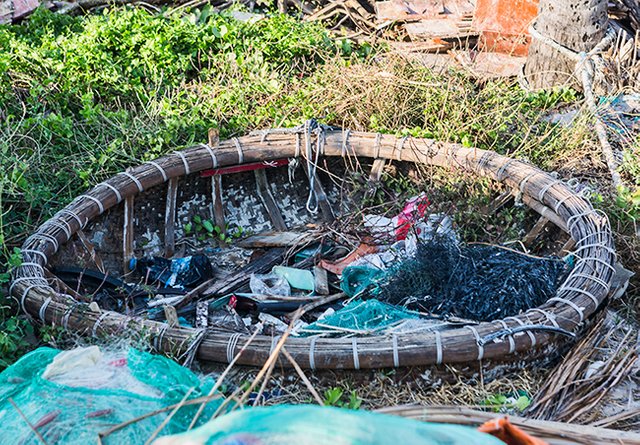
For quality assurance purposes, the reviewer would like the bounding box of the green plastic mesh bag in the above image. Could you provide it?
[154,404,506,445]
[300,299,419,336]
[0,346,221,444]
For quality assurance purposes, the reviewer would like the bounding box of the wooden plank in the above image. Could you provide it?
[123,195,134,273]
[560,237,576,255]
[388,39,454,54]
[314,266,329,295]
[164,177,178,258]
[201,248,286,298]
[211,175,225,231]
[254,169,288,231]
[208,128,226,231]
[375,0,475,22]
[404,20,477,40]
[237,231,315,248]
[365,158,387,200]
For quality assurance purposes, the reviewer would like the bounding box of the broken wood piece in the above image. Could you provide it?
[206,129,226,231]
[487,190,513,214]
[254,169,288,231]
[76,230,106,274]
[173,277,216,310]
[293,292,346,317]
[211,175,225,232]
[237,231,316,249]
[314,266,329,295]
[375,0,475,23]
[201,248,286,298]
[0,0,38,24]
[123,195,134,273]
[405,19,476,41]
[388,39,453,54]
[368,158,386,185]
[522,216,550,247]
[560,237,576,255]
[163,305,179,328]
[365,158,387,200]
[164,177,178,258]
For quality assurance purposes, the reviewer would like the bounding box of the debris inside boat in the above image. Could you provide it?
[51,172,572,340]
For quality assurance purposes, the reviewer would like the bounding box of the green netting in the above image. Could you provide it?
[340,265,386,298]
[0,346,221,444]
[157,404,506,445]
[300,299,419,336]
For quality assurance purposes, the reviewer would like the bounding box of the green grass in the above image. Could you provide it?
[2,6,636,368]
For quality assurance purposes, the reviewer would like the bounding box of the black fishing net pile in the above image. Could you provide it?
[376,240,568,321]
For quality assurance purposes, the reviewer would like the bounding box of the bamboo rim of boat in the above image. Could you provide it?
[10,128,616,369]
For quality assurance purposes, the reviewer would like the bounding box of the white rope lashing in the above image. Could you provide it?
[120,171,144,193]
[466,326,483,360]
[548,297,585,322]
[145,161,169,182]
[497,320,516,353]
[233,137,244,164]
[101,182,123,203]
[80,194,104,214]
[92,312,110,337]
[174,151,190,175]
[435,330,443,364]
[309,337,317,370]
[38,297,52,322]
[352,338,360,370]
[392,334,399,368]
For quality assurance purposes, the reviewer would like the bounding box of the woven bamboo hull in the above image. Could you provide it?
[10,129,616,369]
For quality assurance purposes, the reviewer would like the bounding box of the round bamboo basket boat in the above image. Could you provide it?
[10,126,616,369]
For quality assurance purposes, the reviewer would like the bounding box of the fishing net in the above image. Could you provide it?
[154,404,506,445]
[299,299,420,336]
[375,239,568,321]
[0,346,221,444]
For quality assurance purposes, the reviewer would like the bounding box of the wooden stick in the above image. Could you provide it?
[76,230,105,274]
[98,393,224,440]
[164,177,178,258]
[208,129,226,231]
[187,325,262,430]
[9,398,48,445]
[282,347,324,405]
[236,309,303,408]
[122,195,134,272]
[522,216,550,247]
[294,292,346,316]
[144,387,194,445]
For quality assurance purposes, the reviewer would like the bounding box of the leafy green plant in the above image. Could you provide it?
[482,391,531,413]
[0,310,33,370]
[323,387,362,409]
[183,215,245,244]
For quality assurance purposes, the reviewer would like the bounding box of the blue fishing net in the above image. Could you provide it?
[157,404,506,445]
[300,299,420,336]
[0,346,221,444]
